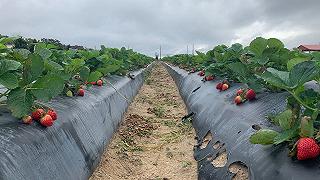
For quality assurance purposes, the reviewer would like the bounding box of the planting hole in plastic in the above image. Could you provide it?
[213,141,224,150]
[200,131,212,149]
[251,124,261,131]
[210,149,228,168]
[228,161,249,180]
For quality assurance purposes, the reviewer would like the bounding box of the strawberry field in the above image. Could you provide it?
[1,35,320,180]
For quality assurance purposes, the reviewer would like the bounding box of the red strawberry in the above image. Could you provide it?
[222,84,229,91]
[22,115,33,124]
[205,76,214,81]
[234,96,242,105]
[47,109,57,121]
[40,114,54,127]
[198,71,205,76]
[97,79,103,86]
[216,83,223,90]
[78,88,85,96]
[90,82,96,85]
[245,89,256,101]
[236,89,244,95]
[31,109,45,121]
[190,68,196,73]
[297,138,320,160]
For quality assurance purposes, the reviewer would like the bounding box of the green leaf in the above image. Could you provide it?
[0,59,21,76]
[35,46,52,60]
[227,62,248,77]
[29,54,44,81]
[260,68,290,89]
[0,72,18,89]
[287,57,309,71]
[289,61,318,88]
[300,116,314,137]
[7,88,34,118]
[249,37,268,56]
[44,59,64,71]
[31,74,65,101]
[267,38,284,49]
[87,71,103,82]
[275,109,293,130]
[273,128,299,145]
[250,129,279,145]
[79,66,90,81]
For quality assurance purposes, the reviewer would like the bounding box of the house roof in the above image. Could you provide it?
[298,45,320,51]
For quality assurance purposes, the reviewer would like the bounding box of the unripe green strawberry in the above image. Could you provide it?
[40,114,54,127]
[47,109,57,121]
[297,138,320,160]
[22,115,33,124]
[66,90,73,97]
[97,79,103,86]
[31,109,45,121]
[77,88,85,96]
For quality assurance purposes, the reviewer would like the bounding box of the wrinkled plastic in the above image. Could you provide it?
[163,62,320,180]
[0,64,153,180]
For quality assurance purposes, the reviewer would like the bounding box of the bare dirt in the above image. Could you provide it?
[90,64,197,180]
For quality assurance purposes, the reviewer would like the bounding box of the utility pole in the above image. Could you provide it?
[192,44,195,55]
[160,45,162,60]
[187,45,189,55]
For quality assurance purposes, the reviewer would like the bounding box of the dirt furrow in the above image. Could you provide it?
[90,63,197,180]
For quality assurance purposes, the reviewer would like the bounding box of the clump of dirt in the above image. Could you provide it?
[90,64,197,180]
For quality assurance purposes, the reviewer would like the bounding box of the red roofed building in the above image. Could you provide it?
[298,45,320,52]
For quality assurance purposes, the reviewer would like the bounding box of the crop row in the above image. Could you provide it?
[163,37,320,161]
[0,36,153,127]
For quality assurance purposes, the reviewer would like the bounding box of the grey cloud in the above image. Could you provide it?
[0,0,319,56]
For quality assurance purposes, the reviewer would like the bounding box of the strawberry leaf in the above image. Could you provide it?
[0,59,21,76]
[249,129,279,145]
[287,57,310,71]
[79,66,90,81]
[249,37,268,57]
[31,74,64,101]
[273,128,299,145]
[88,71,103,82]
[260,68,290,89]
[289,61,318,88]
[7,88,34,118]
[275,109,293,130]
[0,72,19,89]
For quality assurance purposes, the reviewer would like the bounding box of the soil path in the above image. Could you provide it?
[90,63,197,180]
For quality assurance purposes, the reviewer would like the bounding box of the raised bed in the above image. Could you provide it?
[0,64,153,180]
[163,62,320,180]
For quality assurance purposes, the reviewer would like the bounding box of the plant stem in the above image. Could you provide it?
[289,91,317,111]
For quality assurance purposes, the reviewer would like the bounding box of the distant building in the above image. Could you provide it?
[298,45,320,52]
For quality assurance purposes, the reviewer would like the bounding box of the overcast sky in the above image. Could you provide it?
[0,0,319,56]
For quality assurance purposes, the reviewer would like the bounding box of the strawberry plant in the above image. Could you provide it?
[0,36,153,122]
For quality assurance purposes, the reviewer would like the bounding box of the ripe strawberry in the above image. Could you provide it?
[198,71,205,76]
[40,114,54,127]
[90,82,96,85]
[216,83,223,90]
[31,109,45,121]
[236,89,244,95]
[22,115,33,124]
[97,79,103,86]
[205,76,214,81]
[77,89,85,96]
[222,84,229,91]
[297,138,320,160]
[234,96,242,105]
[47,109,57,121]
[245,89,256,101]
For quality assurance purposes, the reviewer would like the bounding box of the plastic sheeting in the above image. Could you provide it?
[0,64,153,180]
[163,62,320,180]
